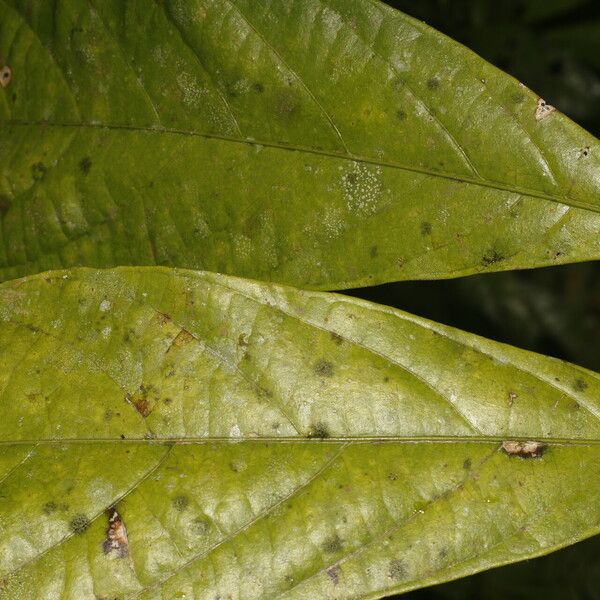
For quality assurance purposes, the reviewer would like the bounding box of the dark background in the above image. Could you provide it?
[344,1,600,598]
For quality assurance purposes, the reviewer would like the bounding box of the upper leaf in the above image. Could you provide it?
[0,0,598,289]
[0,267,598,599]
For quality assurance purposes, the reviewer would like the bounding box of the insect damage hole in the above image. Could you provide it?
[535,98,555,121]
[502,440,545,458]
[0,65,11,88]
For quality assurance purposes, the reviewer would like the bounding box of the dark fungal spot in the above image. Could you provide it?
[482,248,505,266]
[463,458,472,470]
[43,501,57,515]
[345,172,358,185]
[313,359,334,377]
[580,146,590,157]
[0,195,11,215]
[79,157,92,175]
[369,245,379,259]
[31,162,46,181]
[69,514,90,534]
[252,82,264,93]
[426,77,440,90]
[420,221,432,236]
[396,108,407,120]
[511,92,525,104]
[307,422,330,439]
[322,534,343,554]
[573,378,588,392]
[389,558,406,581]
[173,495,189,511]
[191,517,210,536]
[102,507,129,558]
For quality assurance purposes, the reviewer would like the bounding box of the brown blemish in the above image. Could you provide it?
[322,534,343,554]
[426,77,440,90]
[102,507,129,558]
[155,311,172,325]
[370,245,378,258]
[238,333,249,347]
[535,98,555,121]
[396,109,407,120]
[502,440,546,458]
[252,82,264,93]
[69,513,90,534]
[0,65,11,88]
[463,458,472,470]
[167,328,194,351]
[580,146,590,158]
[125,384,156,418]
[388,558,406,581]
[573,378,588,392]
[313,359,334,377]
[327,565,341,584]
[307,422,330,439]
[508,391,518,406]
[191,517,210,535]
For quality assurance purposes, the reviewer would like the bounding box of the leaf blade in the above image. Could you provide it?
[0,0,599,288]
[0,267,598,599]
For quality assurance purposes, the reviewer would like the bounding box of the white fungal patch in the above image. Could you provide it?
[101,326,112,338]
[176,72,206,108]
[340,161,384,216]
[99,299,111,312]
[535,98,555,121]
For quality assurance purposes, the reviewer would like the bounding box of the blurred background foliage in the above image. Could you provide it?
[345,1,600,598]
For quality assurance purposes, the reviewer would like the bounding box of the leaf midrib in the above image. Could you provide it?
[1,437,599,445]
[4,119,598,214]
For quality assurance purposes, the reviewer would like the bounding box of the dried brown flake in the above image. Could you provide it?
[0,65,11,88]
[502,440,546,458]
[102,507,129,558]
[535,98,555,121]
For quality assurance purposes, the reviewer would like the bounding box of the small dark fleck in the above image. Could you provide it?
[0,195,11,215]
[79,157,92,175]
[463,458,472,470]
[173,495,189,512]
[370,245,378,258]
[307,422,330,439]
[345,172,358,185]
[420,221,432,236]
[388,472,397,481]
[31,162,46,181]
[389,558,406,581]
[330,332,343,345]
[482,248,504,266]
[70,514,90,534]
[573,378,588,392]
[427,77,440,90]
[327,565,341,584]
[252,82,264,93]
[120,434,125,440]
[322,534,343,554]
[313,359,334,377]
[43,501,57,515]
[396,109,407,120]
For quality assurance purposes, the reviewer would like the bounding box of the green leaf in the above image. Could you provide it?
[0,267,598,599]
[0,0,599,289]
